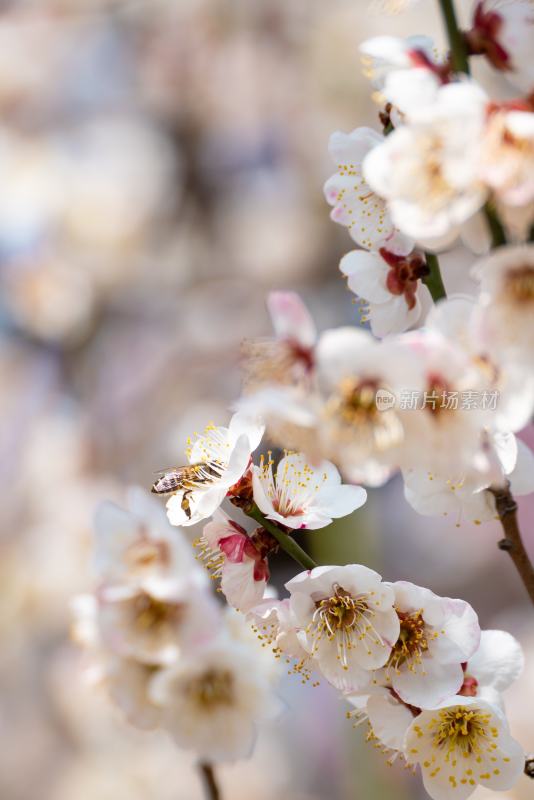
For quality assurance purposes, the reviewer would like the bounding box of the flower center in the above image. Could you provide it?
[423,373,452,417]
[310,584,381,669]
[125,537,170,572]
[505,265,534,305]
[134,593,178,632]
[186,668,235,710]
[387,610,428,671]
[433,708,491,754]
[332,377,381,424]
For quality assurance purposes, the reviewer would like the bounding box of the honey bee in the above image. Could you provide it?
[151,462,222,520]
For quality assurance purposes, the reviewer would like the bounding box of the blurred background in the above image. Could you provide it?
[1,1,532,798]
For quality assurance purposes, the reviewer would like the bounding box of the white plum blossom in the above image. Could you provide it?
[93,487,200,593]
[286,565,400,691]
[459,629,524,709]
[106,656,163,731]
[324,127,413,253]
[363,83,489,242]
[479,109,534,208]
[426,295,534,434]
[403,432,534,525]
[468,0,534,92]
[473,244,534,368]
[404,696,525,800]
[339,247,431,337]
[252,451,367,531]
[359,35,437,95]
[346,682,416,756]
[149,637,281,762]
[379,581,481,709]
[242,291,316,390]
[315,326,421,483]
[160,413,264,527]
[97,578,220,666]
[197,509,270,612]
[395,330,493,476]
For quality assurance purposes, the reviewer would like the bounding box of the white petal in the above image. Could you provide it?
[267,291,316,348]
[467,629,524,692]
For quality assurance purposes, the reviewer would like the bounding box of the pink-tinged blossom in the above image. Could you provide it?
[340,247,431,337]
[469,1,534,92]
[252,452,367,530]
[242,291,316,390]
[197,510,271,612]
[379,581,481,709]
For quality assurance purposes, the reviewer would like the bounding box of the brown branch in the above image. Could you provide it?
[489,484,534,606]
[198,762,221,800]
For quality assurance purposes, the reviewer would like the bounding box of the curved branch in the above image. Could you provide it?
[489,484,534,606]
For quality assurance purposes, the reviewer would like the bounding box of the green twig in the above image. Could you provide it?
[247,505,318,571]
[423,252,447,302]
[438,0,470,74]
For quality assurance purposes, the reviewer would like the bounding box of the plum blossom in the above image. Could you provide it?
[93,487,200,593]
[479,109,534,208]
[363,83,489,242]
[252,451,367,530]
[149,637,282,762]
[286,565,400,691]
[473,244,534,368]
[339,247,431,337]
[323,128,413,253]
[157,412,263,527]
[379,581,481,708]
[459,629,524,708]
[345,682,416,757]
[468,0,534,92]
[242,291,316,391]
[403,432,534,525]
[425,295,534,433]
[395,330,493,476]
[404,696,524,800]
[97,578,220,666]
[196,509,272,612]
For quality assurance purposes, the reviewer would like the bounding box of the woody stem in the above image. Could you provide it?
[199,762,221,800]
[247,505,318,571]
[488,484,534,606]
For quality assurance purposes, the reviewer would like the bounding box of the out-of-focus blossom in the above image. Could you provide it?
[252,451,367,530]
[149,637,282,762]
[363,83,489,242]
[404,697,525,800]
[242,291,316,391]
[468,0,534,92]
[286,564,399,691]
[473,244,534,368]
[403,432,534,525]
[339,247,430,337]
[479,110,534,208]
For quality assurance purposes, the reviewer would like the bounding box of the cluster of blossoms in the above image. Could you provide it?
[73,1,534,798]
[72,487,283,763]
